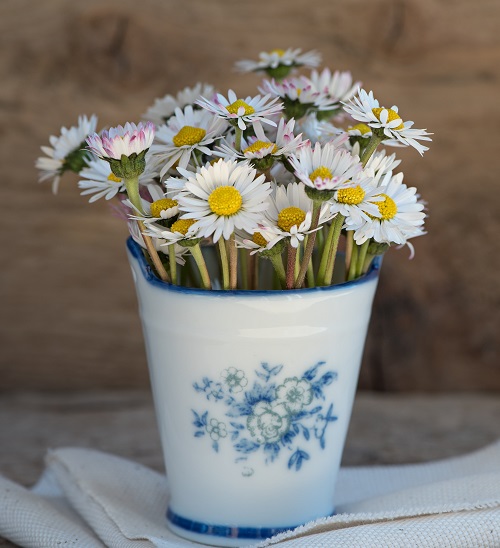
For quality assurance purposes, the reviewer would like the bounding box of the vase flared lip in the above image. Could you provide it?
[127,237,381,296]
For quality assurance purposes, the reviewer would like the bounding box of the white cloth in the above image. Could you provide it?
[1,442,500,547]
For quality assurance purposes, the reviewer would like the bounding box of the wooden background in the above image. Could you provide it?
[1,0,499,392]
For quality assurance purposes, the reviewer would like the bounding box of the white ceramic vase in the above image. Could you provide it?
[127,238,381,547]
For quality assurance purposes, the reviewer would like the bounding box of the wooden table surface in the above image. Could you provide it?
[1,390,500,546]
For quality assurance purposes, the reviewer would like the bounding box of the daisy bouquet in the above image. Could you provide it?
[36,48,431,291]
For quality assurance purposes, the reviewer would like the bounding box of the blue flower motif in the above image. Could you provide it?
[276,377,313,414]
[192,361,337,471]
[247,401,291,444]
[221,367,248,393]
[206,418,227,441]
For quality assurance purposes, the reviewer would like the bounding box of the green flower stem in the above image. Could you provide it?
[234,128,243,153]
[360,134,383,168]
[168,244,177,285]
[229,234,238,290]
[138,221,170,283]
[190,244,212,290]
[218,238,230,290]
[249,253,257,290]
[345,230,354,281]
[362,252,375,275]
[318,214,345,286]
[269,254,286,289]
[355,240,370,278]
[240,248,249,290]
[124,176,143,215]
[286,243,297,290]
[347,242,359,281]
[294,202,321,289]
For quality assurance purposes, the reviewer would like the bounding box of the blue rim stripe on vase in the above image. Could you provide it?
[166,507,334,540]
[127,237,381,296]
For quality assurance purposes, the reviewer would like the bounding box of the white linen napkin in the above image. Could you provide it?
[1,442,500,547]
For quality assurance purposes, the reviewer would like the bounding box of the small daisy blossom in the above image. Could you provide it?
[235,226,281,255]
[141,216,201,247]
[197,90,283,131]
[347,123,373,139]
[148,105,228,178]
[216,119,304,164]
[261,182,334,248]
[78,157,158,203]
[86,122,155,160]
[289,140,362,191]
[142,83,216,125]
[176,159,272,242]
[126,183,179,223]
[342,89,432,155]
[330,174,384,226]
[364,150,402,181]
[235,48,321,74]
[36,114,97,193]
[346,171,426,247]
[308,69,361,104]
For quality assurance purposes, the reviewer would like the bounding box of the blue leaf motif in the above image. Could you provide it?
[192,410,208,428]
[234,439,260,454]
[212,440,219,453]
[302,361,326,381]
[302,426,310,441]
[288,449,310,471]
[194,431,205,438]
[264,442,280,462]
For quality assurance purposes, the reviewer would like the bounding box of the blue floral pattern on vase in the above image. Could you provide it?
[192,361,338,472]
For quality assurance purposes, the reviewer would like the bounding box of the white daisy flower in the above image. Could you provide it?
[148,105,228,178]
[260,76,338,119]
[196,90,283,131]
[261,182,334,248]
[234,227,280,255]
[330,175,384,226]
[176,159,272,242]
[86,122,155,160]
[289,140,362,192]
[142,83,216,125]
[78,157,158,203]
[308,69,361,105]
[342,89,432,155]
[235,48,321,78]
[215,119,304,168]
[346,172,426,246]
[128,220,188,265]
[36,114,97,193]
[141,217,201,246]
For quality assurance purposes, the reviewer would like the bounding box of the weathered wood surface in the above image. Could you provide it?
[0,0,500,391]
[1,391,500,546]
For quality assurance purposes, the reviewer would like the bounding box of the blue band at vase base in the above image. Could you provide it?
[167,507,328,541]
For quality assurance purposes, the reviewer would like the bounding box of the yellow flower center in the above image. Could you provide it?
[277,207,306,232]
[336,185,365,205]
[372,108,404,130]
[243,141,278,155]
[107,173,122,183]
[150,198,178,217]
[172,126,207,147]
[309,166,333,182]
[226,100,255,116]
[171,218,196,235]
[270,49,286,56]
[349,123,371,135]
[252,232,268,247]
[374,194,398,220]
[208,186,243,216]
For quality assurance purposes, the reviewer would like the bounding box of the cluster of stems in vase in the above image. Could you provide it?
[36,48,432,291]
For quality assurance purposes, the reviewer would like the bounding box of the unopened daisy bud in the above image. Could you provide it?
[86,122,155,179]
